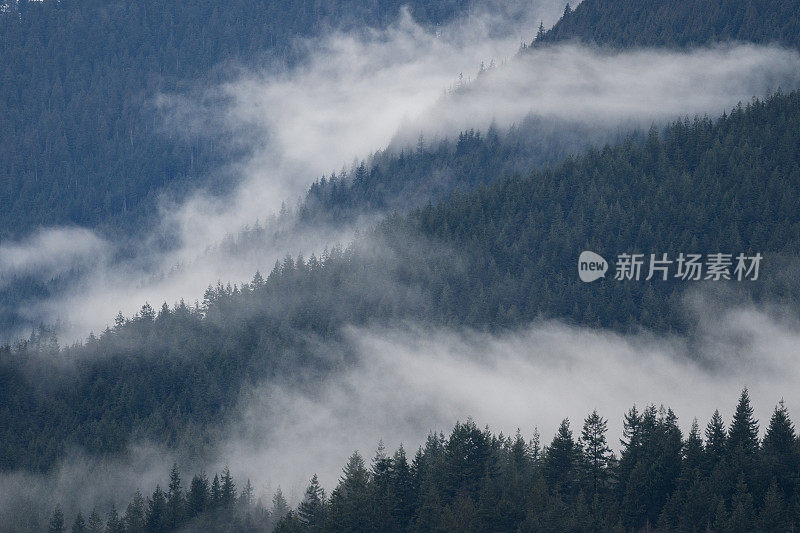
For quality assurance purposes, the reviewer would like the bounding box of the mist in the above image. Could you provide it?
[3,2,800,345]
[218,301,800,502]
[4,298,796,521]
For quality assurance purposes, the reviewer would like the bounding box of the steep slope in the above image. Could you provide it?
[3,90,799,472]
[536,0,800,49]
[0,0,476,240]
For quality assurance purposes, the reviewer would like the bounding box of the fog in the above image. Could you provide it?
[4,300,797,521]
[220,302,800,502]
[2,0,800,341]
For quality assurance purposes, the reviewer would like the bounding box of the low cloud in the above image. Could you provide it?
[0,227,107,283]
[3,302,797,516]
[222,303,800,500]
[395,43,800,142]
[4,4,800,346]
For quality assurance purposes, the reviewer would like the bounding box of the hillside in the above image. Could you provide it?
[3,91,799,474]
[44,391,800,533]
[0,0,476,240]
[535,0,800,49]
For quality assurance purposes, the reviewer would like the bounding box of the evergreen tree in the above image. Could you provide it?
[220,466,237,509]
[272,487,290,520]
[145,485,167,533]
[70,512,87,533]
[210,474,221,508]
[48,506,65,533]
[298,474,326,530]
[758,481,790,531]
[761,400,799,501]
[86,509,103,533]
[581,410,612,498]
[727,477,755,533]
[124,491,146,533]
[187,473,210,518]
[104,505,124,533]
[166,464,185,528]
[326,452,371,532]
[544,419,581,495]
[239,478,255,507]
[705,409,727,470]
[728,389,760,488]
[729,389,760,456]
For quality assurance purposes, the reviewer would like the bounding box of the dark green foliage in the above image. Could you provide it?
[186,473,210,519]
[123,491,145,533]
[298,475,326,531]
[71,512,86,533]
[48,506,65,533]
[4,91,800,473]
[535,0,800,50]
[581,410,612,500]
[55,390,800,532]
[0,0,480,241]
[86,509,102,533]
[105,505,123,533]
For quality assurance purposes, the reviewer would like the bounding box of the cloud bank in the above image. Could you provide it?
[4,2,800,345]
[221,303,800,501]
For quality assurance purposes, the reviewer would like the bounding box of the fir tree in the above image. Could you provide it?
[48,507,65,533]
[298,474,326,530]
[166,463,185,528]
[86,509,102,533]
[581,410,612,497]
[124,491,145,533]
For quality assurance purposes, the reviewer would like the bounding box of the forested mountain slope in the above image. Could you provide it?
[47,391,800,533]
[536,0,800,49]
[0,0,475,239]
[3,91,799,474]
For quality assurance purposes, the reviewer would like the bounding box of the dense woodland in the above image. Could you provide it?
[535,0,800,49]
[0,0,475,240]
[42,390,800,532]
[4,1,800,531]
[3,91,800,476]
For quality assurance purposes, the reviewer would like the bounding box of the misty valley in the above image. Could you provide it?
[2,0,800,532]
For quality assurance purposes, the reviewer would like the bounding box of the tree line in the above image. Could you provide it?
[3,91,800,474]
[533,0,800,50]
[46,389,800,532]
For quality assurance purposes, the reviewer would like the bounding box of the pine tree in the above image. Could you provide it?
[581,410,612,498]
[48,506,65,533]
[145,485,167,533]
[166,463,185,528]
[124,491,145,533]
[71,512,86,533]
[86,509,102,533]
[728,389,759,488]
[239,479,255,507]
[727,477,755,532]
[326,451,371,532]
[728,388,759,456]
[105,505,124,533]
[391,446,415,529]
[272,488,290,521]
[761,400,799,500]
[544,419,581,495]
[758,481,790,531]
[682,419,704,475]
[220,466,236,509]
[298,474,326,530]
[187,473,210,518]
[210,474,221,508]
[705,409,727,469]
